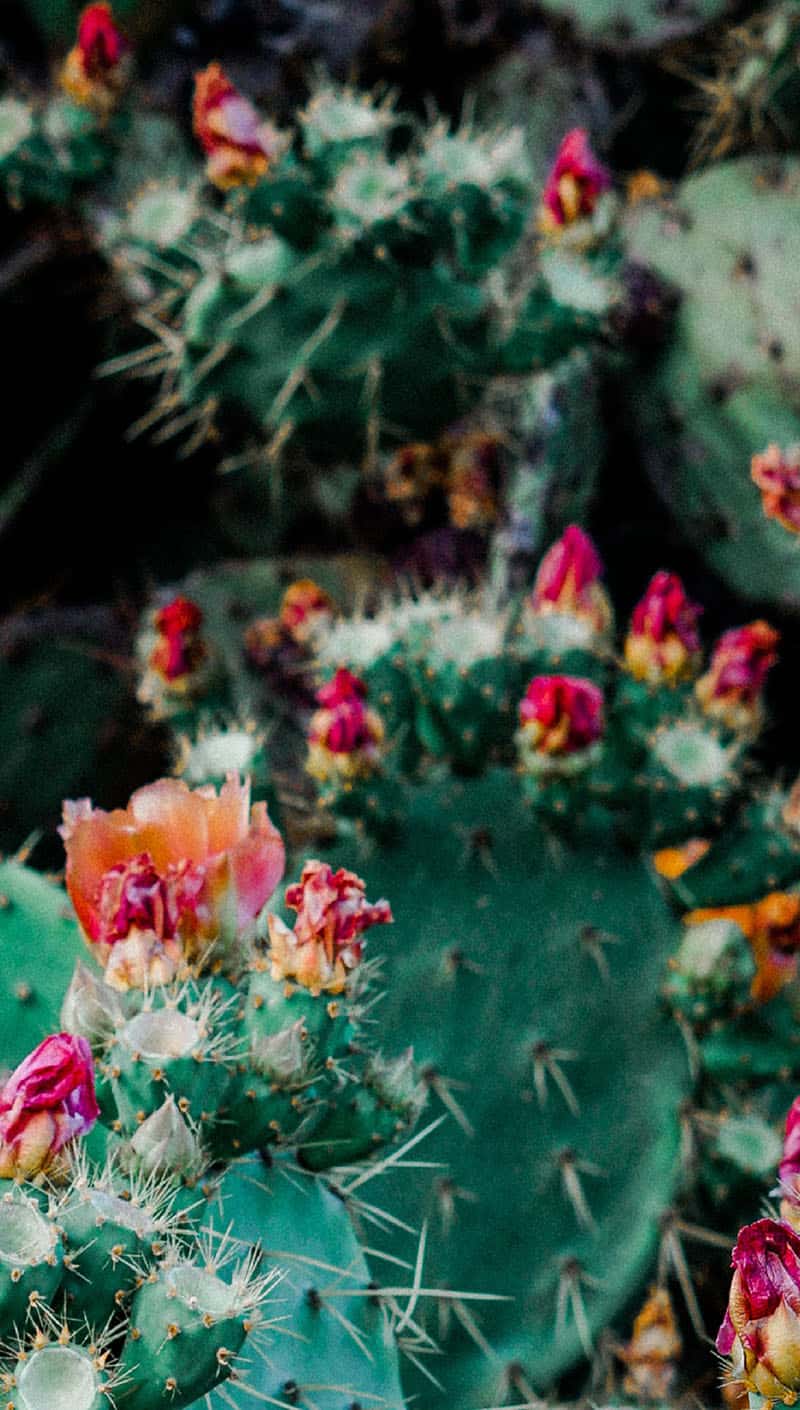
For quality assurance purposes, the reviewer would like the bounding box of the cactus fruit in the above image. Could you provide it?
[138,527,791,1405]
[624,155,800,610]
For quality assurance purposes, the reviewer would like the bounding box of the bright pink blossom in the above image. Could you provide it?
[268,861,392,993]
[716,1219,800,1402]
[624,571,702,683]
[539,129,611,231]
[0,1034,98,1178]
[519,675,604,756]
[530,525,611,633]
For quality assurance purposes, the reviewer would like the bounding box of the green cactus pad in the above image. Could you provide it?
[10,1344,105,1410]
[534,0,730,52]
[624,157,800,610]
[198,1152,407,1410]
[319,768,690,1405]
[0,861,84,1070]
[0,1189,62,1336]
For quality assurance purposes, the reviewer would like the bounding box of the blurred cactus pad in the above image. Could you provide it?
[132,529,793,1405]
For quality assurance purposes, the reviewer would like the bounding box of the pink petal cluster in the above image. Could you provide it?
[61,3,129,113]
[624,571,702,684]
[696,621,779,729]
[0,1034,98,1179]
[752,444,800,534]
[717,1219,800,1402]
[539,129,611,231]
[193,63,283,190]
[307,669,384,784]
[519,675,604,756]
[529,525,611,633]
[268,861,393,994]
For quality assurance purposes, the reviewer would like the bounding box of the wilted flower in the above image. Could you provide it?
[538,129,611,233]
[0,1034,98,1179]
[61,774,285,990]
[529,525,612,635]
[245,580,334,672]
[268,860,392,994]
[618,1286,682,1402]
[306,669,384,785]
[151,596,206,686]
[717,1218,800,1403]
[445,432,501,532]
[193,63,286,190]
[519,675,604,755]
[383,442,448,526]
[60,3,129,115]
[696,621,780,730]
[752,445,800,534]
[624,571,702,684]
[685,892,800,1004]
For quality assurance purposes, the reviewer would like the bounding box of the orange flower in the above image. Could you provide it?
[652,838,710,880]
[61,775,285,989]
[193,63,285,190]
[685,892,800,1004]
[60,3,129,115]
[752,444,800,534]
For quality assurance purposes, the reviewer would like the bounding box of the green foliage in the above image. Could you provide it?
[0,95,115,207]
[0,861,83,1070]
[624,156,800,610]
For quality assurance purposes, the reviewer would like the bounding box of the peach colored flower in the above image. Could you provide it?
[61,774,284,989]
[193,63,285,190]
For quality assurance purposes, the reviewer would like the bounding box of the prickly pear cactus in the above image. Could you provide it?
[533,0,731,53]
[624,156,800,611]
[0,756,428,1408]
[103,71,623,493]
[139,529,790,1405]
[0,861,83,1070]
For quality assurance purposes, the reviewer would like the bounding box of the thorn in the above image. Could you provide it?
[557,1149,604,1230]
[579,924,621,980]
[531,1042,580,1115]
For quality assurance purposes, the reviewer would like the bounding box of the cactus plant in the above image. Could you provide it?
[624,155,800,612]
[134,526,795,1406]
[0,753,437,1409]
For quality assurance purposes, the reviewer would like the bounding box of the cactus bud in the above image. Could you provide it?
[717,1219,800,1403]
[695,621,779,731]
[60,960,123,1048]
[60,3,129,116]
[193,63,287,190]
[129,1095,203,1177]
[279,580,335,645]
[516,675,604,776]
[538,129,611,234]
[0,1034,98,1179]
[624,571,702,684]
[268,860,392,995]
[306,669,385,785]
[529,525,612,637]
[751,444,800,534]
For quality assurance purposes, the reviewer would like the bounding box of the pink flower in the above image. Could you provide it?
[752,445,800,534]
[61,775,285,989]
[268,861,392,994]
[60,3,129,114]
[307,669,384,784]
[0,1034,98,1179]
[150,595,206,685]
[539,129,611,232]
[696,621,780,730]
[518,675,604,756]
[529,525,612,634]
[193,63,284,190]
[717,1219,800,1402]
[624,571,702,684]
